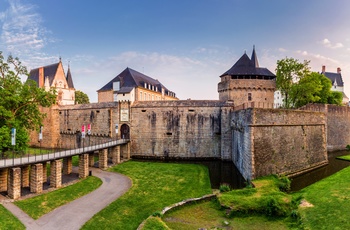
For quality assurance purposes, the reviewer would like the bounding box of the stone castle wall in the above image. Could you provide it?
[130,100,229,159]
[231,108,327,180]
[29,101,342,181]
[30,102,120,149]
[29,106,60,148]
[301,103,350,151]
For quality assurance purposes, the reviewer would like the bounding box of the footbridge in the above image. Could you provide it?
[0,139,130,200]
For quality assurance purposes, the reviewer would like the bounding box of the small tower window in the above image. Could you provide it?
[248,93,252,101]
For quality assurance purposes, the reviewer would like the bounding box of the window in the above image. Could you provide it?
[113,81,120,91]
[140,92,142,101]
[248,93,252,101]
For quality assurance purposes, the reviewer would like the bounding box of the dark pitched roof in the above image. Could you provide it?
[251,46,259,68]
[66,65,75,88]
[97,67,173,95]
[28,62,60,87]
[220,47,275,79]
[322,71,344,87]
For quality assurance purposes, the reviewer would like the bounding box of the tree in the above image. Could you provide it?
[275,58,310,108]
[290,72,322,108]
[0,52,56,152]
[75,90,90,104]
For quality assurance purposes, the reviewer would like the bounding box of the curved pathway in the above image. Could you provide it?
[2,167,132,230]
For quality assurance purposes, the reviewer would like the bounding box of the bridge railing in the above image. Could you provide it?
[0,138,129,168]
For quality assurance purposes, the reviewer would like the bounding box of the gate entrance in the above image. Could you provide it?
[120,124,130,139]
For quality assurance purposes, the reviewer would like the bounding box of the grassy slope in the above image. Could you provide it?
[162,199,289,230]
[82,161,212,230]
[297,166,350,229]
[0,204,25,230]
[15,176,102,219]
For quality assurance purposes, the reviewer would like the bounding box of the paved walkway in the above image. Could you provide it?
[2,167,132,230]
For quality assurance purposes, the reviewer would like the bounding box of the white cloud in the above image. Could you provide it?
[321,38,344,49]
[0,0,51,58]
[278,48,287,52]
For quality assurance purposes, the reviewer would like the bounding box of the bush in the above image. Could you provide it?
[346,144,350,151]
[219,183,231,192]
[152,211,163,217]
[262,196,288,217]
[276,175,291,192]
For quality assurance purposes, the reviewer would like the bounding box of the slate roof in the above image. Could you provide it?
[28,60,75,89]
[66,66,75,88]
[97,67,173,95]
[28,62,60,87]
[322,71,344,87]
[220,47,275,79]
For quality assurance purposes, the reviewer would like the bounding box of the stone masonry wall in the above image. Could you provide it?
[218,79,275,105]
[301,104,350,152]
[251,109,327,179]
[29,105,60,148]
[231,109,253,181]
[130,100,229,159]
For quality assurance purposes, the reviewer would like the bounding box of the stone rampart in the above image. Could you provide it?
[301,103,350,151]
[130,100,230,159]
[232,108,327,180]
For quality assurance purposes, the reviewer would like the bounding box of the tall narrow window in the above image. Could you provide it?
[140,92,142,101]
[248,93,252,101]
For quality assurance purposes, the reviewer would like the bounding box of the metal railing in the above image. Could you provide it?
[0,138,129,168]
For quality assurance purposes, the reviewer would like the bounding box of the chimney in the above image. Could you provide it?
[337,67,341,74]
[322,65,326,73]
[38,67,44,88]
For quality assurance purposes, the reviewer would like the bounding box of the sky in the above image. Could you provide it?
[1,0,350,102]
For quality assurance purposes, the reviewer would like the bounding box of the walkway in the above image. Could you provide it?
[2,167,132,229]
[0,139,129,168]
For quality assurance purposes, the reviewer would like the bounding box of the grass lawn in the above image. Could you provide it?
[336,154,350,161]
[15,176,102,219]
[159,175,300,229]
[296,166,350,229]
[162,199,289,230]
[0,204,25,230]
[82,160,212,230]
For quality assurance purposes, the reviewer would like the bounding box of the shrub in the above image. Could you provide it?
[152,211,163,217]
[276,175,291,192]
[346,144,350,151]
[219,183,231,192]
[263,196,288,217]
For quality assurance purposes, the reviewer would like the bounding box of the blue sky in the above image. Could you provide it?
[1,0,350,102]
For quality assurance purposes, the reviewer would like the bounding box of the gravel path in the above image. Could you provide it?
[2,167,132,230]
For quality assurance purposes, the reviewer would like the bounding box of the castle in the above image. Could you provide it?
[28,58,75,105]
[31,47,350,181]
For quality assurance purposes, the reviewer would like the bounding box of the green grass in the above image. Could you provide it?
[15,176,102,219]
[163,199,289,230]
[82,160,212,230]
[0,204,25,230]
[219,175,295,217]
[142,216,170,230]
[296,166,350,229]
[336,154,350,161]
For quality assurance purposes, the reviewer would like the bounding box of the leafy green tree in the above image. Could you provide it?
[75,90,90,104]
[275,58,310,108]
[0,52,56,152]
[290,72,322,108]
[289,72,343,108]
[328,91,343,105]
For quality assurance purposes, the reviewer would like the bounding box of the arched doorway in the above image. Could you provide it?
[120,124,130,139]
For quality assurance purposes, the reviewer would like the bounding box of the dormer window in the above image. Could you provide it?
[113,81,120,91]
[144,82,147,88]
